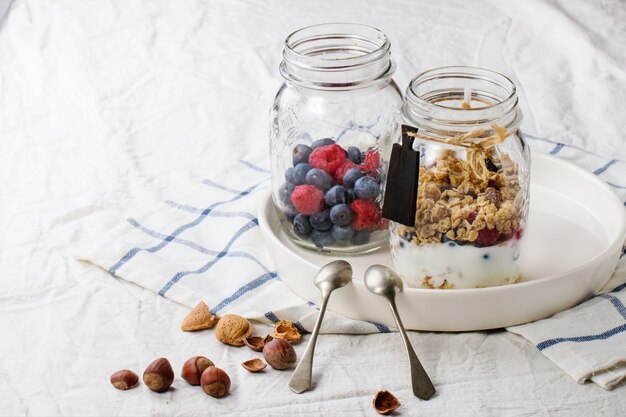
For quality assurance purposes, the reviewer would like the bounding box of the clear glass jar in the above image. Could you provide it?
[390,66,530,289]
[269,23,403,253]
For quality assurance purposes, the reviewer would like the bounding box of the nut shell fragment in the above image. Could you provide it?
[243,336,265,352]
[181,301,220,331]
[271,320,302,344]
[215,314,254,346]
[373,390,401,415]
[241,358,267,373]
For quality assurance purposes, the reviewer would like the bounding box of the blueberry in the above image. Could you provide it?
[347,189,356,203]
[293,214,312,237]
[483,253,490,260]
[310,209,332,231]
[292,144,313,166]
[310,230,336,248]
[347,146,361,164]
[292,163,312,185]
[343,167,362,188]
[285,167,295,183]
[281,203,298,221]
[354,176,380,200]
[278,182,295,205]
[351,230,371,245]
[329,204,353,226]
[306,168,333,192]
[325,185,348,206]
[311,138,335,149]
[331,224,355,241]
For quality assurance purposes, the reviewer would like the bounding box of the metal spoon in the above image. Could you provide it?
[288,260,353,394]
[364,265,436,400]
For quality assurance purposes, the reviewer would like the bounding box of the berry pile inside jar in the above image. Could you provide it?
[390,127,527,289]
[276,138,387,250]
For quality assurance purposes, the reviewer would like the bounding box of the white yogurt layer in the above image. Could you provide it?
[390,233,521,289]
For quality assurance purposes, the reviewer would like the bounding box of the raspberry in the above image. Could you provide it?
[360,149,380,173]
[476,227,499,246]
[333,160,357,184]
[291,185,325,215]
[309,144,347,176]
[350,199,381,231]
[467,211,478,224]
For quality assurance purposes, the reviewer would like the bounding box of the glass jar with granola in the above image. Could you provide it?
[390,66,530,289]
[269,23,402,254]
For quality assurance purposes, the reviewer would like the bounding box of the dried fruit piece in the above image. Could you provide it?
[201,366,231,398]
[372,390,401,415]
[181,301,220,331]
[215,314,253,346]
[110,369,139,390]
[241,358,267,373]
[181,356,214,386]
[271,320,302,344]
[485,188,502,205]
[263,338,297,370]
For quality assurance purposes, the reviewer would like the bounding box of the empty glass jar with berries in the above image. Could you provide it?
[269,23,403,253]
[391,66,530,289]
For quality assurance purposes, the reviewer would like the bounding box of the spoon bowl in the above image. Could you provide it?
[314,260,353,294]
[364,264,404,297]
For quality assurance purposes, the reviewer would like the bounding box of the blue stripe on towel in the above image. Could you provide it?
[593,160,618,175]
[108,182,260,275]
[158,219,259,295]
[371,322,391,333]
[536,323,626,351]
[126,218,270,272]
[239,159,270,174]
[165,200,256,219]
[211,272,279,314]
[550,143,564,155]
[598,293,626,320]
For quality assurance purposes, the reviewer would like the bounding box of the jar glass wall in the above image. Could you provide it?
[391,66,530,289]
[270,23,403,253]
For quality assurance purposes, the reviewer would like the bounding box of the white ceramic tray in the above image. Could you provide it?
[259,153,626,331]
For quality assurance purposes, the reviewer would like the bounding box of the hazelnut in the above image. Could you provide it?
[181,301,220,331]
[271,320,302,344]
[215,314,253,346]
[243,335,272,352]
[262,338,296,370]
[200,366,231,398]
[241,358,266,373]
[110,369,139,390]
[372,390,401,415]
[143,358,175,393]
[181,356,214,386]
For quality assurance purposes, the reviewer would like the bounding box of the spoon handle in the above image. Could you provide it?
[387,296,436,400]
[288,291,330,394]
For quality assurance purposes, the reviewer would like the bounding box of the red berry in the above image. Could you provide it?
[309,144,347,176]
[476,227,499,246]
[350,199,381,231]
[291,185,325,215]
[360,149,380,172]
[515,228,524,240]
[333,160,357,184]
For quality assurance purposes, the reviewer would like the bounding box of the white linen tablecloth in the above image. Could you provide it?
[1,0,625,415]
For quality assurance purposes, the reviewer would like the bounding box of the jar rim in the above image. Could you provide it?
[404,66,521,130]
[280,23,395,90]
[283,23,390,68]
[406,66,517,111]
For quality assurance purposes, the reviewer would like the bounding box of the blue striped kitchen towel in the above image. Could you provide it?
[77,134,626,388]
